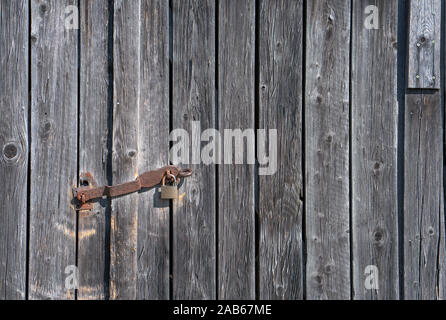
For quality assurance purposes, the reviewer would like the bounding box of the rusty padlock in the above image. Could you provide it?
[160,173,178,200]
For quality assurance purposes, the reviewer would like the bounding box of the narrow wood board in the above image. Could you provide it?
[0,0,29,300]
[404,93,444,299]
[136,0,170,300]
[172,0,216,299]
[78,0,110,300]
[110,0,140,299]
[29,0,78,299]
[408,0,441,89]
[218,0,255,299]
[258,0,304,300]
[305,0,351,300]
[351,0,399,299]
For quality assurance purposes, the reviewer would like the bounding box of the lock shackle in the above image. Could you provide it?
[162,172,178,186]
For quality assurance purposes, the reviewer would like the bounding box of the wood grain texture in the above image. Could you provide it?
[404,93,444,299]
[29,0,78,300]
[136,0,170,300]
[0,0,28,300]
[351,0,399,299]
[3,0,446,301]
[305,0,351,300]
[78,0,110,300]
[258,0,303,300]
[218,0,255,299]
[440,25,446,299]
[110,0,140,300]
[408,0,441,89]
[172,0,216,300]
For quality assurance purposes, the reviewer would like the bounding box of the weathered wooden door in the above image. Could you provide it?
[1,0,445,300]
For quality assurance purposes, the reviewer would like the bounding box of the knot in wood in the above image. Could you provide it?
[2,141,23,165]
[372,227,386,247]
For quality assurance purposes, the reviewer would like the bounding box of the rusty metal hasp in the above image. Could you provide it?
[73,165,192,211]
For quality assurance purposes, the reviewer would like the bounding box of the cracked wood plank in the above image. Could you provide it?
[305,0,351,300]
[258,0,303,300]
[172,0,216,300]
[0,0,28,300]
[404,93,445,299]
[351,0,399,299]
[408,0,441,89]
[29,0,78,300]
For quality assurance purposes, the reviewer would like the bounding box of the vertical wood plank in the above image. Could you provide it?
[78,0,110,300]
[137,0,170,300]
[258,0,303,300]
[29,0,78,299]
[218,0,255,299]
[441,27,446,299]
[407,0,441,89]
[404,93,444,299]
[351,0,399,299]
[110,0,140,300]
[305,0,351,300]
[172,0,216,299]
[0,0,29,300]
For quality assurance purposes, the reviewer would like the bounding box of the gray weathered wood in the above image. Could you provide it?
[404,93,445,299]
[172,0,216,300]
[29,0,78,299]
[218,0,255,299]
[0,0,28,300]
[258,0,303,300]
[408,0,441,89]
[136,0,170,300]
[440,32,446,299]
[351,0,399,299]
[3,0,446,301]
[78,0,110,300]
[110,0,140,300]
[305,0,351,300]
